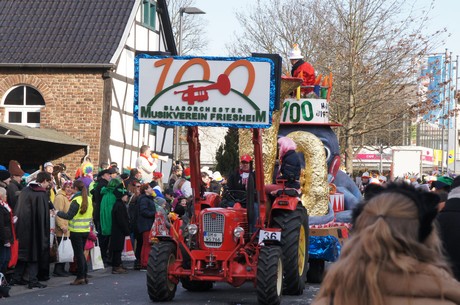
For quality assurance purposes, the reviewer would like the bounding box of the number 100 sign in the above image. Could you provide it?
[280,98,330,125]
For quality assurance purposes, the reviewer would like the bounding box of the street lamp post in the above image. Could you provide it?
[175,6,206,162]
[178,6,206,56]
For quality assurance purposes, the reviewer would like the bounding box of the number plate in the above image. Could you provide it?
[258,230,281,244]
[203,232,223,243]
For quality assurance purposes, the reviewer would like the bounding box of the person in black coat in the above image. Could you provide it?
[11,172,52,289]
[265,137,301,196]
[0,188,14,274]
[110,189,130,274]
[137,184,156,269]
[437,176,460,281]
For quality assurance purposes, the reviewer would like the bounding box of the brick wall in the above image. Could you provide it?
[0,68,107,175]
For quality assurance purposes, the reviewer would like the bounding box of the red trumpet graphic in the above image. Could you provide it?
[174,74,231,105]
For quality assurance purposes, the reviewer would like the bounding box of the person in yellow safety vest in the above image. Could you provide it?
[56,180,93,285]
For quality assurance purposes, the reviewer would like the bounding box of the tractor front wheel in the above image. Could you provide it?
[257,246,283,305]
[146,242,177,302]
[272,205,309,295]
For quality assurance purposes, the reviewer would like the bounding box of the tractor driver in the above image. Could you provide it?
[221,154,254,207]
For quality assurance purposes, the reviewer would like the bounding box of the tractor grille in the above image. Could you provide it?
[203,212,225,248]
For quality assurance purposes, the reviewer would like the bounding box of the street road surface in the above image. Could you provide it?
[2,265,320,305]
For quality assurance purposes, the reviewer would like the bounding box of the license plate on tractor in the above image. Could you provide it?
[204,232,223,242]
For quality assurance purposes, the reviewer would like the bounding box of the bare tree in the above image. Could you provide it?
[166,0,208,55]
[230,0,446,173]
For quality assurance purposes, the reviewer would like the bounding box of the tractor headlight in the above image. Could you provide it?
[187,224,198,235]
[233,226,245,238]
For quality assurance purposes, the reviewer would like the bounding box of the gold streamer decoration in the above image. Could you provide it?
[286,131,329,216]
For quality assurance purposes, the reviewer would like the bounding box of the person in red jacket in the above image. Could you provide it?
[289,43,315,94]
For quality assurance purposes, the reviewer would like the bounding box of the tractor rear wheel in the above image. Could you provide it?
[146,242,177,301]
[272,205,309,295]
[257,246,283,305]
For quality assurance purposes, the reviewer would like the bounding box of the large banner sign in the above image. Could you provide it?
[134,55,275,128]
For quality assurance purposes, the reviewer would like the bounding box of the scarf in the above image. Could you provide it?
[0,200,11,213]
[140,154,153,166]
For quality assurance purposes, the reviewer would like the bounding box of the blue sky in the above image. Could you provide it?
[195,0,460,58]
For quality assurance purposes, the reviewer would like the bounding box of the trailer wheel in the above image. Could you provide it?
[307,258,325,283]
[146,242,177,301]
[257,246,283,305]
[272,205,309,295]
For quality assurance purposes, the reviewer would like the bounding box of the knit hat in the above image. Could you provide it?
[43,162,53,169]
[0,170,11,181]
[183,168,191,179]
[288,43,303,60]
[8,160,24,177]
[153,172,163,179]
[361,171,370,178]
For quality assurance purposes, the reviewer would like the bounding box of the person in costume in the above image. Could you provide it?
[11,172,52,289]
[265,137,301,196]
[289,43,315,94]
[135,145,158,183]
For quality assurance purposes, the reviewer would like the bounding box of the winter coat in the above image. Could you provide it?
[14,183,50,262]
[0,201,14,245]
[53,189,70,237]
[137,194,156,233]
[100,186,117,236]
[279,150,301,188]
[438,187,460,281]
[110,199,130,252]
[6,179,23,212]
[313,261,460,305]
[91,177,108,223]
[136,154,157,183]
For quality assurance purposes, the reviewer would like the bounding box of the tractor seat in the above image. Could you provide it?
[275,188,300,197]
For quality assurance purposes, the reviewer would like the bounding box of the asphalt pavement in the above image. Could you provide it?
[1,261,320,305]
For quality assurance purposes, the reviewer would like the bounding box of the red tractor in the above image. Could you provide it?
[133,52,310,304]
[147,126,309,304]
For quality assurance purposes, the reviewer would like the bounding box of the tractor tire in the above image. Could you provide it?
[307,258,325,283]
[146,242,177,302]
[257,246,283,305]
[272,205,309,295]
[180,259,214,292]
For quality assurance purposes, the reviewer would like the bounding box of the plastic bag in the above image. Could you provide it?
[57,235,74,263]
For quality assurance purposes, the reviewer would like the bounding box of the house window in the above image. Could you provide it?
[142,0,156,29]
[2,86,45,127]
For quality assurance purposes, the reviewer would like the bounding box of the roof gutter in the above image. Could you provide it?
[157,0,178,55]
[0,63,115,69]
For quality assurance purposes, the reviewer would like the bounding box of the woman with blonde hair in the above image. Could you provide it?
[313,183,460,305]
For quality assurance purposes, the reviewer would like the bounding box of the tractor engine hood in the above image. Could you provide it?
[199,207,248,251]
